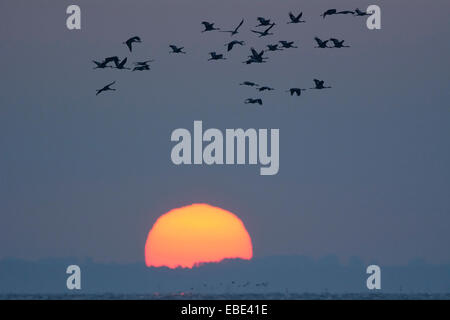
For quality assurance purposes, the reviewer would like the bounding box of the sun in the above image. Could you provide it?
[145,203,253,269]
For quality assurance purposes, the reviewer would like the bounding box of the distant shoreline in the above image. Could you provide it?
[1,293,450,300]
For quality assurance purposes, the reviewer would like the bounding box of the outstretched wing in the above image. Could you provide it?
[106,81,116,88]
[265,23,275,32]
[235,19,244,31]
[251,30,263,35]
[118,57,127,68]
[104,56,119,64]
[250,47,259,57]
[129,36,140,42]
[289,12,295,21]
[125,40,132,51]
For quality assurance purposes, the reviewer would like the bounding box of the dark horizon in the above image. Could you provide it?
[1,255,450,294]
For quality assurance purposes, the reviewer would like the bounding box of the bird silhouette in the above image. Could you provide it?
[220,19,244,36]
[169,45,186,54]
[354,8,370,16]
[251,23,275,37]
[256,17,273,27]
[287,88,306,96]
[245,98,263,105]
[311,79,331,89]
[258,86,275,92]
[314,37,329,48]
[320,9,337,18]
[96,81,116,95]
[225,40,245,52]
[240,81,259,87]
[329,38,350,48]
[288,11,305,24]
[208,52,226,61]
[124,36,141,52]
[201,21,220,32]
[244,47,268,64]
[279,41,298,49]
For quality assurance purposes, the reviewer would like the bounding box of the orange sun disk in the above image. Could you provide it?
[145,203,253,269]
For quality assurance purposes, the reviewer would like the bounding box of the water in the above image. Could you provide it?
[1,293,449,300]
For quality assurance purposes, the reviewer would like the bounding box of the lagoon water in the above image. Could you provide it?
[1,293,449,300]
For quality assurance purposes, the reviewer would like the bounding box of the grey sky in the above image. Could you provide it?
[0,0,449,265]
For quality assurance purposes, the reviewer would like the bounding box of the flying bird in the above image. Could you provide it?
[288,11,305,24]
[354,8,370,16]
[245,98,263,105]
[256,17,273,27]
[169,45,186,54]
[96,81,116,95]
[124,36,141,52]
[311,79,331,89]
[251,23,275,37]
[287,88,306,96]
[208,52,226,61]
[279,41,298,49]
[244,48,267,64]
[225,40,245,52]
[201,21,220,32]
[246,47,268,63]
[221,19,244,36]
[240,81,259,87]
[329,38,350,48]
[314,37,329,48]
[266,44,283,51]
[258,86,275,92]
[320,9,337,18]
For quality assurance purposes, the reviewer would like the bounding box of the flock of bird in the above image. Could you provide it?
[94,7,370,105]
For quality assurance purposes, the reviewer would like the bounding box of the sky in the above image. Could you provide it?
[0,0,449,266]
